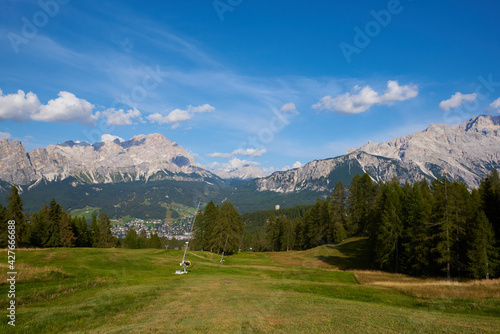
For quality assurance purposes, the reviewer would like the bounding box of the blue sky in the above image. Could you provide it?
[1,0,500,174]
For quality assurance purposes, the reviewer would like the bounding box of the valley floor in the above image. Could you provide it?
[1,238,499,333]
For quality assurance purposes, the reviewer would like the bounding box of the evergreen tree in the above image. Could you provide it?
[72,216,90,247]
[479,169,500,242]
[401,182,432,276]
[150,233,162,249]
[192,201,218,251]
[60,211,76,247]
[431,178,461,280]
[329,182,348,243]
[280,216,296,251]
[374,181,403,272]
[124,229,138,249]
[348,173,376,235]
[97,213,114,248]
[0,204,7,248]
[90,213,99,247]
[305,200,321,248]
[6,186,27,245]
[46,199,62,247]
[467,211,498,279]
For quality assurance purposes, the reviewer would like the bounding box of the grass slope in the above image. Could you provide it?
[1,238,499,333]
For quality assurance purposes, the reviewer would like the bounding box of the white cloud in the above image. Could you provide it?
[209,158,261,171]
[280,161,303,171]
[232,148,267,157]
[439,92,477,111]
[0,89,98,125]
[0,89,41,122]
[207,152,232,159]
[101,134,125,142]
[103,107,143,125]
[0,132,11,140]
[489,97,500,111]
[312,80,418,114]
[207,148,267,159]
[189,104,215,113]
[280,102,299,115]
[31,91,96,125]
[147,104,214,128]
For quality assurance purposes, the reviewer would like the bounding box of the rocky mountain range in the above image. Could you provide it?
[0,133,212,187]
[1,115,499,216]
[254,115,500,192]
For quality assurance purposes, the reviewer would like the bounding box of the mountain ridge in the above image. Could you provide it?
[256,115,500,192]
[0,133,213,186]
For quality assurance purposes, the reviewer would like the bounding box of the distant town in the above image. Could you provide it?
[111,217,193,240]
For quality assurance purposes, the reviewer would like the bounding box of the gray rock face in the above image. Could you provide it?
[0,134,211,185]
[0,139,38,185]
[256,115,500,192]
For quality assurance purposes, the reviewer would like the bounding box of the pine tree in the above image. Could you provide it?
[467,211,498,279]
[150,233,162,249]
[374,181,403,272]
[6,186,27,245]
[431,178,462,280]
[72,216,90,247]
[46,199,62,247]
[90,213,99,247]
[97,213,114,248]
[479,169,500,242]
[124,229,138,249]
[348,173,376,235]
[0,204,7,247]
[60,211,76,247]
[401,182,432,276]
[329,182,348,243]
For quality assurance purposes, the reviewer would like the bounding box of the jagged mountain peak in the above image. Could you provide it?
[257,115,500,193]
[0,133,210,186]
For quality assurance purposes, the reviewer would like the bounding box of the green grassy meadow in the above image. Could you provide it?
[1,238,500,333]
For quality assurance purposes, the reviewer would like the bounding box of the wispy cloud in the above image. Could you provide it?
[439,92,477,111]
[146,104,215,129]
[207,148,267,160]
[0,132,11,140]
[312,80,418,114]
[489,97,500,111]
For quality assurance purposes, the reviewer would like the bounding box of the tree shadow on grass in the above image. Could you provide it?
[316,237,374,270]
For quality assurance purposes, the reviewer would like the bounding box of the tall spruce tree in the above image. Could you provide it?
[479,169,500,243]
[46,199,62,247]
[7,186,27,245]
[401,182,432,276]
[90,213,99,247]
[329,182,348,243]
[60,211,76,247]
[467,211,498,279]
[0,204,7,247]
[97,213,114,248]
[374,180,404,272]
